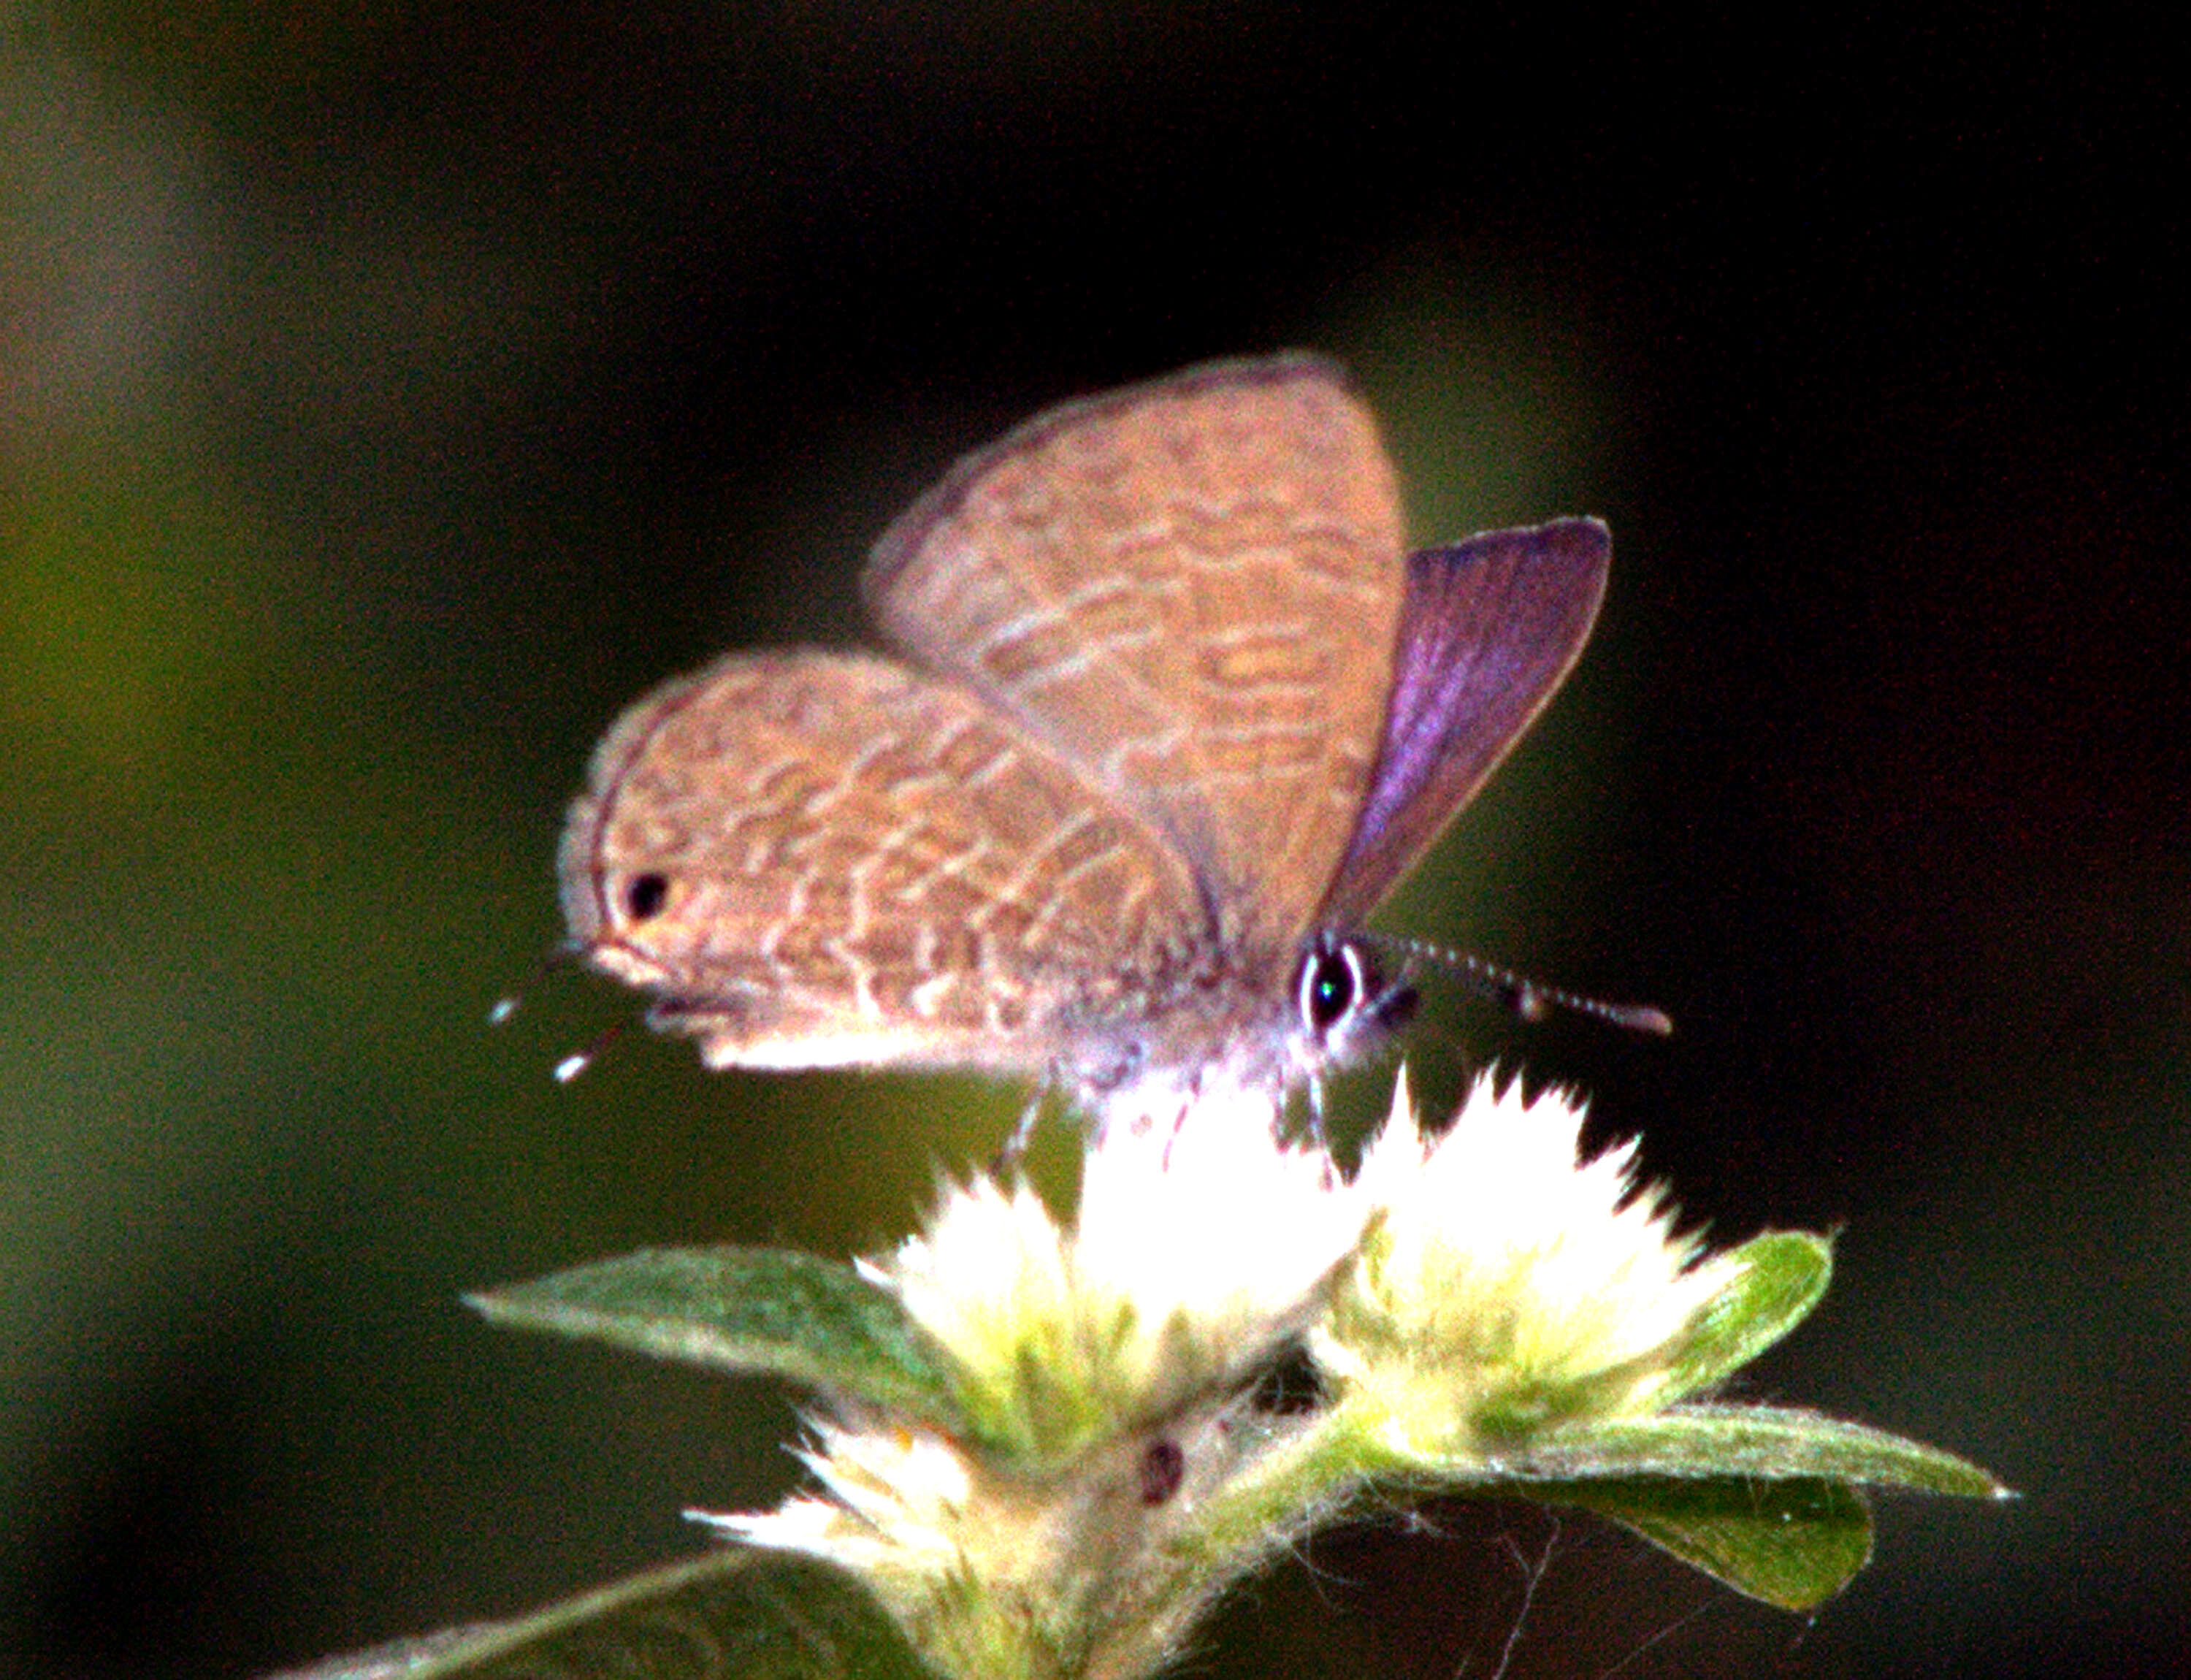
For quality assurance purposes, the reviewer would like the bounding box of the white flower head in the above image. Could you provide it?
[865,1077,1370,1462]
[1320,1069,1740,1461]
[699,1413,971,1591]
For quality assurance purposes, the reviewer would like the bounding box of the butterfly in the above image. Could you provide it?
[557,354,1622,1139]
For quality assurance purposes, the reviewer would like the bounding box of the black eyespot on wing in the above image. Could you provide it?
[624,872,670,922]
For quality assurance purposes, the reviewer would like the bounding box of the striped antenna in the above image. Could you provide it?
[1384,936,1672,1036]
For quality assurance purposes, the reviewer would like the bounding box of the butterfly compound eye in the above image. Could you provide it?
[1298,943,1361,1036]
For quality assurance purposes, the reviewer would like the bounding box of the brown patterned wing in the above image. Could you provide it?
[558,651,1207,1073]
[863,356,1408,949]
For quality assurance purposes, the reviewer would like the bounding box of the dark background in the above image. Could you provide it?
[4,4,2182,1676]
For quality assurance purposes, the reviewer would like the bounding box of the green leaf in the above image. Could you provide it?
[1505,1403,2011,1498]
[1544,1475,1872,1609]
[270,1551,940,1680]
[1397,1401,2005,1607]
[1662,1230,1833,1402]
[469,1247,969,1434]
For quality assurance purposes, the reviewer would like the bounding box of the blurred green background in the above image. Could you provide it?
[3,5,2182,1676]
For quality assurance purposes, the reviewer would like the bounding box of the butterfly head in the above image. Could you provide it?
[1066,928,1418,1142]
[1291,932,1418,1078]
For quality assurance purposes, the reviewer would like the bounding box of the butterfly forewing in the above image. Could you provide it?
[863,356,1407,947]
[1318,519,1612,928]
[559,651,1206,1073]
